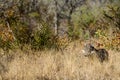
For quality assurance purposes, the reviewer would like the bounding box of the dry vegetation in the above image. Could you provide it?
[0,1,120,80]
[0,41,120,80]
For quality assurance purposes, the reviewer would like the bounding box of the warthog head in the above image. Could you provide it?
[82,43,95,57]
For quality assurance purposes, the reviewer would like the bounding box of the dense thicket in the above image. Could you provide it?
[0,0,120,50]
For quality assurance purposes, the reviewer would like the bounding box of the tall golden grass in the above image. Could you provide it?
[0,41,120,80]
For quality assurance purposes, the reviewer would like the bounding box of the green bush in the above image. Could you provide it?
[0,37,14,50]
[30,22,53,50]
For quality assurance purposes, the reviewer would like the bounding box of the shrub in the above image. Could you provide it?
[30,22,53,50]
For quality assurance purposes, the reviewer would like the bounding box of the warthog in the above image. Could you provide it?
[82,43,109,63]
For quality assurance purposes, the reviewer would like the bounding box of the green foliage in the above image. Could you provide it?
[0,0,120,51]
[79,5,95,24]
[72,5,95,39]
[28,12,40,18]
[12,23,30,44]
[0,37,14,50]
[94,29,106,38]
[30,22,53,50]
[103,4,120,30]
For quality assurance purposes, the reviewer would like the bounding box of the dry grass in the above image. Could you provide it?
[0,41,120,80]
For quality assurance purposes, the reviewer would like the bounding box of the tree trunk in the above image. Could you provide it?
[54,0,59,36]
